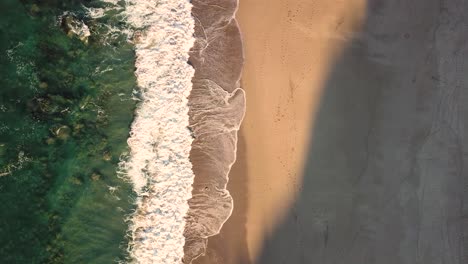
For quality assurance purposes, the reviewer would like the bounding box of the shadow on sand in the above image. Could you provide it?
[259,0,467,263]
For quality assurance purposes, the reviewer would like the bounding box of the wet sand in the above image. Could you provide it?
[184,0,245,263]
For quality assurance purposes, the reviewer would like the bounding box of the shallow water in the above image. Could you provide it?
[182,0,245,262]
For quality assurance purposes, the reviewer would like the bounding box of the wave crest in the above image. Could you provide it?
[119,0,196,263]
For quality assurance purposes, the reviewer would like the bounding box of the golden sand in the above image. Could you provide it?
[236,0,367,261]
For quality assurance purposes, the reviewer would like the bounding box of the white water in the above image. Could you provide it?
[119,0,196,263]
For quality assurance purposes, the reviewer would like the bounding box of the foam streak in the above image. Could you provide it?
[121,0,196,263]
[183,0,246,262]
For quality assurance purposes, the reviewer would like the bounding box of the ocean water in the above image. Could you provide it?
[0,0,245,263]
[0,0,137,263]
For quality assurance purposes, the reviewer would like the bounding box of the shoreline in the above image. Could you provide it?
[193,131,250,264]
[193,0,367,262]
[183,0,246,262]
[189,7,250,258]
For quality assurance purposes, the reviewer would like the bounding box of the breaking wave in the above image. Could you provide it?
[119,0,196,263]
[85,0,245,263]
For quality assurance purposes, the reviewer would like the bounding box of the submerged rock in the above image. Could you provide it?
[91,173,101,181]
[30,4,40,15]
[102,151,111,161]
[0,144,5,156]
[46,138,56,145]
[60,14,90,44]
[73,123,84,134]
[55,125,71,140]
[70,176,82,185]
[39,82,48,90]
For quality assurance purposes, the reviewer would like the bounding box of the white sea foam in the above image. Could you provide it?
[117,0,196,263]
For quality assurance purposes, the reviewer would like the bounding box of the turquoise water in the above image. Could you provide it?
[0,1,137,262]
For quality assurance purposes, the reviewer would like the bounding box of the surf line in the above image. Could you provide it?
[121,0,196,263]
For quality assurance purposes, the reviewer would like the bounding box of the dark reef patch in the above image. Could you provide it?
[0,1,137,262]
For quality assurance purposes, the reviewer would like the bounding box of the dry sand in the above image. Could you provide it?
[235,1,367,261]
[196,0,468,263]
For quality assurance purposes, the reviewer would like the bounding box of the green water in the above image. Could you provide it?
[0,1,137,263]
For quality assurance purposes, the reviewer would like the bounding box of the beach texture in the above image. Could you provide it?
[183,0,245,262]
[3,0,468,263]
[194,0,468,263]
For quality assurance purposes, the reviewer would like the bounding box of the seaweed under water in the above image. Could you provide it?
[0,0,138,262]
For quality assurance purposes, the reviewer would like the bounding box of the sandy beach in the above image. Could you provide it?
[194,0,366,263]
[194,0,468,263]
[236,1,367,261]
